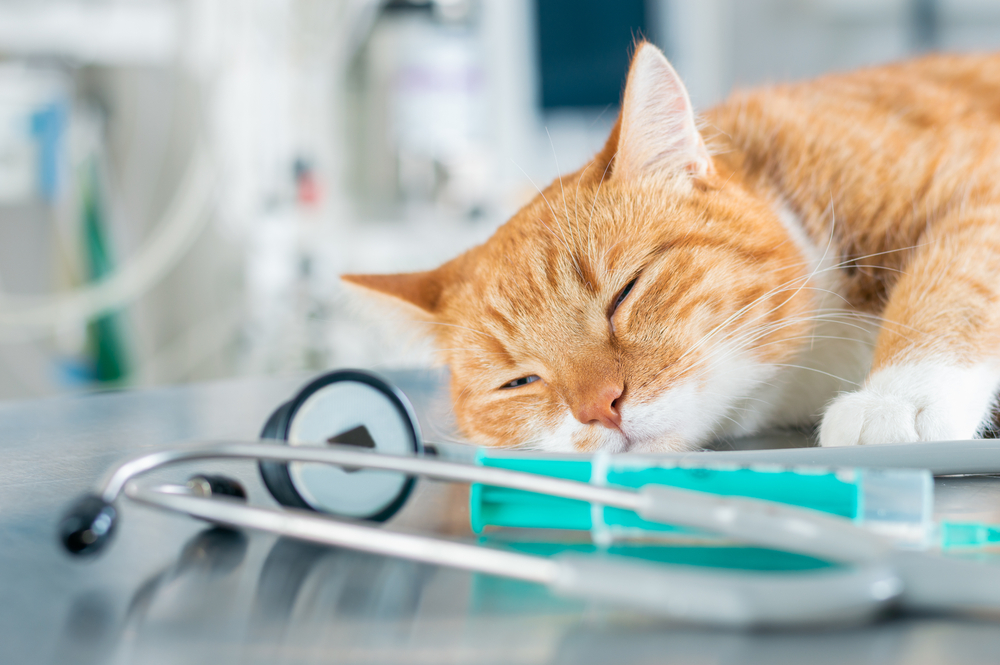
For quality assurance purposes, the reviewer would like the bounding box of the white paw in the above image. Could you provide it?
[820,389,939,446]
[819,362,1000,447]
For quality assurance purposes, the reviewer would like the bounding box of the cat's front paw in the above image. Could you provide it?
[820,389,933,447]
[818,362,1000,447]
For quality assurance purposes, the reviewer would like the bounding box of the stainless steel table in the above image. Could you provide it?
[4,369,1000,665]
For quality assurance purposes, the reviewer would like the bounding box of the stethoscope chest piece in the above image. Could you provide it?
[259,370,423,522]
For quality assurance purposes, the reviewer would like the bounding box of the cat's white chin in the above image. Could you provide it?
[537,410,684,453]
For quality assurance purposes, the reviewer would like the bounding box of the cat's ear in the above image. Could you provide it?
[341,270,446,319]
[612,41,713,181]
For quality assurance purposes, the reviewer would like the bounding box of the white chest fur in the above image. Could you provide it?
[717,202,878,436]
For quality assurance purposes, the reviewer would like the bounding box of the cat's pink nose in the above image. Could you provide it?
[573,384,624,430]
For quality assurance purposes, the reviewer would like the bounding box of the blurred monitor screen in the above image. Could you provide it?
[535,0,648,109]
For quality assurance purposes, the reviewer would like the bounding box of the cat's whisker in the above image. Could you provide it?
[845,264,907,275]
[545,125,585,280]
[686,324,864,385]
[681,249,854,357]
[422,321,493,339]
[674,312,879,384]
[683,337,833,387]
[804,307,919,336]
[763,363,859,386]
[572,162,596,270]
[599,239,625,270]
[678,219,927,368]
[589,150,617,265]
[710,324,865,364]
[699,388,773,406]
[716,311,880,352]
[753,197,844,335]
[709,410,745,430]
[823,243,927,273]
[713,168,739,195]
[693,198,836,365]
[676,269,815,364]
[677,254,906,370]
[696,307,878,356]
[764,332,875,346]
[435,349,510,362]
[509,158,581,277]
[818,192,838,269]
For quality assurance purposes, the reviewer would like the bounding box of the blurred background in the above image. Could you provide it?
[0,0,998,400]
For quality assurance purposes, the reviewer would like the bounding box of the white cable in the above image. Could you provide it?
[0,145,216,337]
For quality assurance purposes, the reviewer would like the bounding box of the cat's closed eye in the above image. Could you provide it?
[611,278,638,315]
[500,375,540,390]
[610,278,639,333]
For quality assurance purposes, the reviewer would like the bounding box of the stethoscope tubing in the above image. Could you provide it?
[81,438,1000,626]
[100,441,644,511]
[98,440,887,565]
[124,482,556,584]
[125,482,560,584]
[124,481,901,628]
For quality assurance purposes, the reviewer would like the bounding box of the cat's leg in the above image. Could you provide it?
[819,210,1000,447]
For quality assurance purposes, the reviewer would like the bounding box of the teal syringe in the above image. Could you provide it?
[470,449,936,549]
[940,522,1000,550]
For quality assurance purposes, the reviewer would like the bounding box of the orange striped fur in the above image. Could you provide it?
[345,43,1000,451]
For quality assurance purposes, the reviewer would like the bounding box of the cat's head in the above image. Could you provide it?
[344,42,812,452]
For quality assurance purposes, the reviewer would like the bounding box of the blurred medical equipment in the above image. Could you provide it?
[59,369,1000,629]
[0,145,215,335]
[355,0,493,214]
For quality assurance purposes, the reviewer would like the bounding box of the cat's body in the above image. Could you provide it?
[346,45,1000,453]
[708,52,1000,447]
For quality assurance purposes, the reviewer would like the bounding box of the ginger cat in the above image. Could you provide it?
[344,42,1000,453]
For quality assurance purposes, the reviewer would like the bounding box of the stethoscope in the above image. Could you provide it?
[58,369,1000,629]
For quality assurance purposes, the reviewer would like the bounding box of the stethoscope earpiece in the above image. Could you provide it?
[257,370,423,522]
[59,494,118,556]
